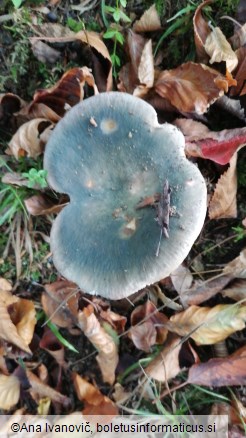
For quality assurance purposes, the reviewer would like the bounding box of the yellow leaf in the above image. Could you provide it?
[0,374,20,410]
[170,304,246,345]
[205,27,238,72]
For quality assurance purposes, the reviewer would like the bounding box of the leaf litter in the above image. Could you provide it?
[0,0,246,425]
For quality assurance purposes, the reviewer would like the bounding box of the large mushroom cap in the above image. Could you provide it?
[44,92,207,299]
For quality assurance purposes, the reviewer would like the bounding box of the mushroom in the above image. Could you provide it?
[44,92,207,299]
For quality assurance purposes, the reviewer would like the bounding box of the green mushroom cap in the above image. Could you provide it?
[44,92,207,299]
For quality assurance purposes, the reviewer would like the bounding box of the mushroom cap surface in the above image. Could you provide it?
[44,92,207,299]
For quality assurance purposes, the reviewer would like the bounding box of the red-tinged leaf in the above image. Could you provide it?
[187,345,246,387]
[175,118,246,164]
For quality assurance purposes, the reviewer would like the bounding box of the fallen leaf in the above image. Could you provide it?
[170,264,193,295]
[223,249,246,278]
[204,27,238,72]
[7,119,53,159]
[230,47,246,97]
[0,374,20,410]
[169,303,246,345]
[181,275,231,307]
[72,372,118,416]
[39,328,66,367]
[112,383,131,404]
[78,305,118,384]
[155,62,228,114]
[0,291,35,354]
[129,300,168,351]
[0,93,26,119]
[18,102,61,123]
[30,67,98,118]
[129,321,156,352]
[99,309,127,334]
[187,345,246,386]
[193,0,212,62]
[42,280,79,327]
[0,278,12,291]
[136,39,154,88]
[209,153,237,219]
[25,194,68,216]
[133,4,161,32]
[30,27,112,91]
[230,23,246,50]
[222,279,246,301]
[2,172,34,188]
[145,336,183,382]
[26,369,70,406]
[174,118,246,164]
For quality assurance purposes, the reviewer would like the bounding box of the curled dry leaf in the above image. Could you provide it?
[129,300,168,351]
[7,118,53,159]
[204,27,238,72]
[187,345,246,387]
[39,328,66,368]
[193,0,212,62]
[209,153,237,219]
[30,26,112,91]
[133,4,161,32]
[31,67,98,118]
[25,194,68,216]
[99,309,127,334]
[230,47,246,97]
[230,22,246,50]
[2,172,34,189]
[0,290,35,354]
[26,369,70,407]
[145,336,182,382]
[169,303,246,345]
[0,93,26,119]
[78,305,118,385]
[42,280,79,328]
[223,249,246,279]
[180,275,231,307]
[72,372,118,416]
[155,62,228,114]
[0,374,20,410]
[174,118,246,165]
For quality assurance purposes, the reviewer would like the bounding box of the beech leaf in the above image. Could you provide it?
[204,27,238,72]
[169,304,246,345]
[155,62,228,114]
[193,0,212,62]
[0,374,20,410]
[133,4,161,32]
[7,119,53,159]
[188,346,246,387]
[145,336,182,382]
[223,249,246,279]
[209,153,237,219]
[78,305,118,384]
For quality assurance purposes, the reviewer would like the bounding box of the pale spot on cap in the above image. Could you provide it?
[100,118,118,134]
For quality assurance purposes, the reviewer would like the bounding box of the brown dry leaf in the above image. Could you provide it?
[136,39,154,88]
[230,47,246,97]
[145,336,182,382]
[42,280,79,328]
[230,23,246,50]
[39,328,66,368]
[26,369,70,406]
[0,374,20,410]
[25,194,67,216]
[0,93,26,119]
[18,102,61,123]
[222,280,246,301]
[169,303,246,345]
[78,305,118,384]
[30,67,98,118]
[129,321,156,352]
[170,264,193,295]
[7,119,53,159]
[99,309,127,334]
[0,291,34,354]
[2,172,33,188]
[155,62,228,114]
[112,383,131,404]
[129,300,168,350]
[133,4,161,32]
[223,249,246,279]
[30,27,112,91]
[180,275,231,307]
[187,345,246,387]
[174,118,246,165]
[204,27,238,72]
[193,0,212,62]
[209,153,237,219]
[72,372,118,416]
